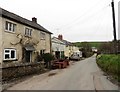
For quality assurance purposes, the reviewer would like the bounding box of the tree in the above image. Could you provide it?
[80,42,93,57]
[99,42,114,54]
[81,42,92,52]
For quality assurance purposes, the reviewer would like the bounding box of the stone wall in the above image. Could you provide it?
[2,62,45,81]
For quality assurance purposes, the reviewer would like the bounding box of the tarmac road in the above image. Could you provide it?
[7,55,119,90]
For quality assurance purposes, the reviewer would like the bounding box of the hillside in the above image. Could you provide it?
[73,42,107,48]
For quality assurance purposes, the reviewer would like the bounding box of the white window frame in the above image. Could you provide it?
[25,28,32,37]
[40,32,46,40]
[4,48,16,60]
[5,21,16,33]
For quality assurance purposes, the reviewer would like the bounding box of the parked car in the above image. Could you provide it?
[69,51,82,61]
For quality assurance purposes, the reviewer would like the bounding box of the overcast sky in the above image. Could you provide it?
[0,0,119,42]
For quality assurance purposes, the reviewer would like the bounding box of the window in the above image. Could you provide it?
[40,32,45,40]
[5,21,16,32]
[25,28,32,37]
[40,49,45,56]
[4,49,16,60]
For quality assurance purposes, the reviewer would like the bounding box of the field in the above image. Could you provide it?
[97,54,120,82]
[73,42,106,48]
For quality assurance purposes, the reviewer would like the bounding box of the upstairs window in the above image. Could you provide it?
[5,21,16,32]
[25,28,32,37]
[40,32,45,40]
[4,49,16,60]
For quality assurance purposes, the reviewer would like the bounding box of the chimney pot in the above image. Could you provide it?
[58,34,63,40]
[32,17,37,23]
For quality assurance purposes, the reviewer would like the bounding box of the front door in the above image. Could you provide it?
[25,51,31,62]
[55,51,60,59]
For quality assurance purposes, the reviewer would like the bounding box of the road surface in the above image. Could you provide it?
[6,55,119,90]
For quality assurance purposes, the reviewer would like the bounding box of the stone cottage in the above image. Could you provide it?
[0,8,52,67]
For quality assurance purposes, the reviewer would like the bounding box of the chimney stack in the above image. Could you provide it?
[32,17,37,23]
[58,34,63,40]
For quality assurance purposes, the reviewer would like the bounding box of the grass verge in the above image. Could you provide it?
[96,54,120,83]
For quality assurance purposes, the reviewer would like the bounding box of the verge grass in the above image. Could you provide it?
[97,54,120,82]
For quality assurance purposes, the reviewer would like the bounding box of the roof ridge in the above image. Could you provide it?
[0,7,52,34]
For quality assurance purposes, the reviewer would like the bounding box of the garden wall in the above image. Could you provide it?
[2,62,45,81]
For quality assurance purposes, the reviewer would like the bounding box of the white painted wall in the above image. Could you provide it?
[52,37,65,52]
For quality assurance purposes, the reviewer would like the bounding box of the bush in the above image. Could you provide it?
[97,54,120,82]
[86,52,94,57]
[43,53,54,62]
[82,51,93,58]
[35,54,43,62]
[42,53,54,69]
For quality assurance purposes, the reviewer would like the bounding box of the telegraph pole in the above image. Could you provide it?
[111,0,117,54]
[111,0,117,41]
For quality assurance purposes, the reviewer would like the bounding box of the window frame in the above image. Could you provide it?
[40,49,45,56]
[4,48,16,60]
[5,21,16,33]
[25,28,32,37]
[40,32,46,40]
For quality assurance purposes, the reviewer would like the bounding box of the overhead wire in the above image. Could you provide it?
[58,0,112,34]
[72,4,110,27]
[54,0,104,34]
[57,0,103,29]
[62,0,109,26]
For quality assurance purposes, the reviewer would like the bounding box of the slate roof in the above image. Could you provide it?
[52,37,65,45]
[0,8,52,34]
[52,37,73,46]
[62,40,73,46]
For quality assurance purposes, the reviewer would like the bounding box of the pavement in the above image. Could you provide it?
[3,55,120,91]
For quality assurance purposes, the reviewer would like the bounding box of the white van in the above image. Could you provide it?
[69,51,82,61]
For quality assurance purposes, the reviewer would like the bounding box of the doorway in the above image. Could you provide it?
[55,51,60,59]
[25,51,32,62]
[23,44,35,62]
